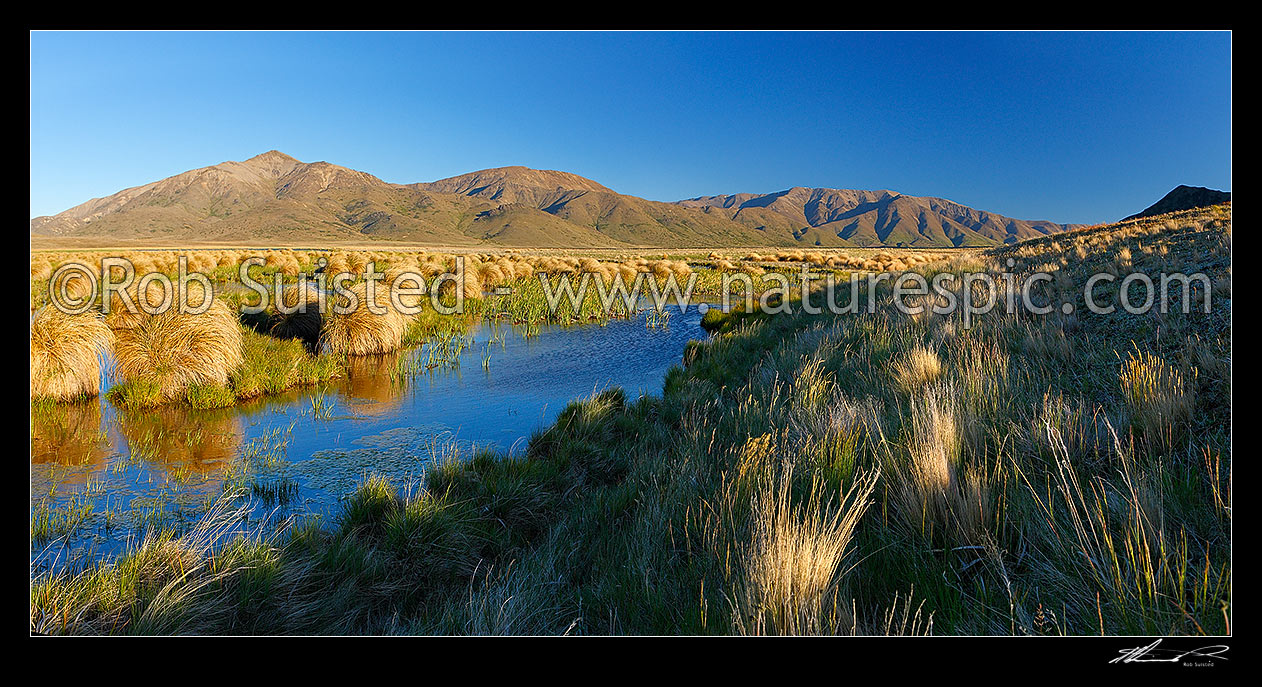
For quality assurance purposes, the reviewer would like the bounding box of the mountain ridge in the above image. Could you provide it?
[31,151,1083,248]
[1123,185,1231,221]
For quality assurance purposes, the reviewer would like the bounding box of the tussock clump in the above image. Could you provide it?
[1119,350,1196,442]
[30,308,113,401]
[891,383,992,545]
[902,385,960,497]
[187,253,217,275]
[730,468,879,636]
[460,265,484,300]
[112,297,244,401]
[890,345,942,392]
[60,266,99,305]
[324,253,351,276]
[105,278,211,331]
[616,263,640,284]
[348,252,372,274]
[31,258,52,281]
[320,282,411,356]
[262,283,324,344]
[382,268,428,308]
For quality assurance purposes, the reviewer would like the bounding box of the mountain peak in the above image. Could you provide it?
[246,150,299,164]
[423,166,614,196]
[1124,185,1231,221]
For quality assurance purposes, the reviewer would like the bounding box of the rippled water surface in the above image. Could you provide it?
[31,306,705,569]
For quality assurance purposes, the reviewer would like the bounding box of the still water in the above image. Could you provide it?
[31,306,705,570]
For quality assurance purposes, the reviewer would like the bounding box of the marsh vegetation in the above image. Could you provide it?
[30,210,1230,635]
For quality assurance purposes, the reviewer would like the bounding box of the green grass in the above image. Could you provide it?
[31,206,1232,635]
[107,327,345,410]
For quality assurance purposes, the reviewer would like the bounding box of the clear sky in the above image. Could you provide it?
[30,31,1231,224]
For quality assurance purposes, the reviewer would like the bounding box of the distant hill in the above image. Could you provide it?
[31,151,1081,248]
[1124,185,1231,221]
[675,188,1075,247]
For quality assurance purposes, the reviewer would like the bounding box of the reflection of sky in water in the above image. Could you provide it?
[31,306,704,570]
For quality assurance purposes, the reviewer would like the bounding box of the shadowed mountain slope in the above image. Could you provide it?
[1123,185,1231,221]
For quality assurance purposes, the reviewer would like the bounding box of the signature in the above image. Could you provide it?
[1111,639,1229,664]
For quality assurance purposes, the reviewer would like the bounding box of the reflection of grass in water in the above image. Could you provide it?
[222,425,298,506]
[116,405,243,476]
[30,399,110,470]
[35,419,299,564]
[388,330,473,386]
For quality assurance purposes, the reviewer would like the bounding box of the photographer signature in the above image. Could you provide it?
[1111,639,1229,664]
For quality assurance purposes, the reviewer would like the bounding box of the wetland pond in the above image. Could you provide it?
[31,305,705,571]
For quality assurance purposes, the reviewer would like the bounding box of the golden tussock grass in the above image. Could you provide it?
[320,281,412,356]
[1118,349,1196,442]
[729,467,880,635]
[105,278,212,331]
[111,297,244,401]
[890,383,994,547]
[890,344,942,392]
[30,308,112,401]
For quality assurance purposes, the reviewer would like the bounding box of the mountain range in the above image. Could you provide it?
[30,151,1082,249]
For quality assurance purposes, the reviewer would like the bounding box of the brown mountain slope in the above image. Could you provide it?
[415,167,795,247]
[30,152,629,248]
[31,151,1080,248]
[677,188,1076,247]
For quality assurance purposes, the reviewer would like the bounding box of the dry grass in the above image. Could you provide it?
[889,383,994,547]
[1119,349,1196,442]
[730,468,879,635]
[111,297,244,401]
[30,308,112,401]
[319,281,412,355]
[891,345,943,392]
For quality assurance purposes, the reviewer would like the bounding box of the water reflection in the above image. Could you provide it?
[32,305,706,566]
[112,404,244,476]
[341,352,404,416]
[31,401,109,469]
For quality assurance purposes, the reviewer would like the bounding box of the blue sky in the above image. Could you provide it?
[30,31,1230,224]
